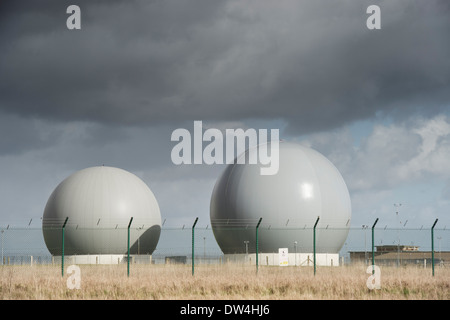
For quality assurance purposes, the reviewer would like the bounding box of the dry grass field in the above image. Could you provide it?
[0,263,448,300]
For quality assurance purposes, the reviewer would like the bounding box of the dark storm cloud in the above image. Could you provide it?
[1,0,449,134]
[0,113,59,155]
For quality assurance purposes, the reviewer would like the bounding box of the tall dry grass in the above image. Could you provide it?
[0,263,448,300]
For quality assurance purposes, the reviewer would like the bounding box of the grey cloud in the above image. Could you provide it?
[1,0,449,134]
[300,114,450,194]
[0,112,64,155]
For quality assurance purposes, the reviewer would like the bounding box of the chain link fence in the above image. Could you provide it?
[1,221,448,276]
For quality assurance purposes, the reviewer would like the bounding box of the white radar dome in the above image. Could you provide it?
[42,166,161,255]
[210,142,351,254]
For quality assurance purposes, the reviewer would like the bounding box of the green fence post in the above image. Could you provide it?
[431,218,438,277]
[371,218,379,274]
[61,217,68,277]
[192,217,198,276]
[313,216,320,276]
[127,217,133,277]
[256,218,262,274]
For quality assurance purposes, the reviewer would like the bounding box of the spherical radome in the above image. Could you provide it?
[42,166,161,255]
[210,142,351,254]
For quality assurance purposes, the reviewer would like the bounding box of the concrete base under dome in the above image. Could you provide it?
[52,254,153,265]
[223,253,340,267]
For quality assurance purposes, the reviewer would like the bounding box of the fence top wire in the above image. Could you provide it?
[1,215,448,231]
[210,217,352,228]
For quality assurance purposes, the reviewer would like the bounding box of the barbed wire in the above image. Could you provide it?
[0,216,447,230]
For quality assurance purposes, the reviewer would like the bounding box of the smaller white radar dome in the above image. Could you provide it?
[42,166,161,255]
[210,142,351,254]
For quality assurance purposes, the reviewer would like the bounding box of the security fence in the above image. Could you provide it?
[1,220,449,277]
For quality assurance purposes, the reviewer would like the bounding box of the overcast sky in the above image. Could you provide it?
[1,0,450,235]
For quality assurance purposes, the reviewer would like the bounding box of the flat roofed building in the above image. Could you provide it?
[349,245,450,267]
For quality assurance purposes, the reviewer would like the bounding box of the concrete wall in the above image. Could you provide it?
[224,253,339,266]
[52,254,152,265]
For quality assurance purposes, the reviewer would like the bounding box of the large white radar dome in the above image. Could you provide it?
[42,166,161,255]
[210,142,351,254]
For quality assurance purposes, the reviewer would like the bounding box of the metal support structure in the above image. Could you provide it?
[255,218,262,274]
[192,217,198,276]
[431,219,438,277]
[61,217,68,277]
[313,216,320,276]
[371,218,379,274]
[127,217,133,277]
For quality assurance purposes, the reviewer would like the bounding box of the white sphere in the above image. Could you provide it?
[210,142,351,254]
[42,166,161,255]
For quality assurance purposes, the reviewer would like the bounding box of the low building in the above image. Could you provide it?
[350,245,450,267]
